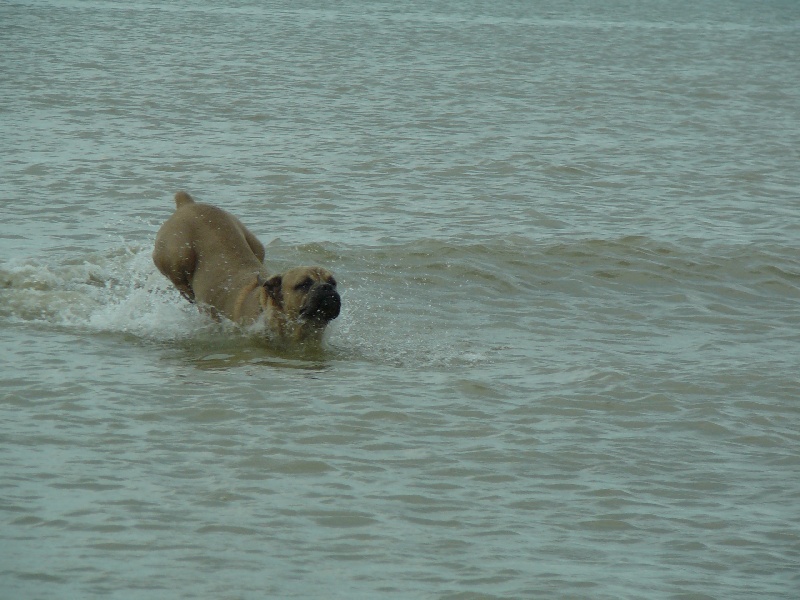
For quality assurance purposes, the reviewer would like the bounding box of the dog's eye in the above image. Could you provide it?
[328,278,337,287]
[295,278,313,291]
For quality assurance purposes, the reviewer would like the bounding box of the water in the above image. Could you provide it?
[2,1,799,598]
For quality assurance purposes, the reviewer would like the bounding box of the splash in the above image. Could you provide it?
[0,244,210,341]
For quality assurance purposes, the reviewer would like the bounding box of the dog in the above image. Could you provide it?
[153,191,340,343]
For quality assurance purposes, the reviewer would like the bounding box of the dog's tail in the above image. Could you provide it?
[174,191,195,208]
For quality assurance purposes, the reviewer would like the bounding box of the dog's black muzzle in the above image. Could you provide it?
[299,282,341,322]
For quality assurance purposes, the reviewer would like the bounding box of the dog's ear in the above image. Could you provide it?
[258,274,283,307]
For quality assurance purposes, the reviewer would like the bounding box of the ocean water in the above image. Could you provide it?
[2,1,799,598]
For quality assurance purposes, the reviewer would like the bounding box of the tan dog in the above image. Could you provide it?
[153,191,340,343]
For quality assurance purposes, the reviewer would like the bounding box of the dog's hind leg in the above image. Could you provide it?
[153,239,197,303]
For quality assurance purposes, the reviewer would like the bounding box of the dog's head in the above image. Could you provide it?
[258,266,341,341]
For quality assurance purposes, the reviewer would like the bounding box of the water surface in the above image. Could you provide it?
[2,1,799,598]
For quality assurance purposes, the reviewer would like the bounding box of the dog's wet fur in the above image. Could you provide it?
[153,191,340,343]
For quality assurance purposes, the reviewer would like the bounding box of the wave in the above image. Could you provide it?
[330,234,800,297]
[2,235,797,367]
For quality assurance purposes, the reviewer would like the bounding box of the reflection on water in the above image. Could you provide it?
[188,344,335,373]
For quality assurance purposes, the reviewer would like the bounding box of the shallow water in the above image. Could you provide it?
[2,1,799,598]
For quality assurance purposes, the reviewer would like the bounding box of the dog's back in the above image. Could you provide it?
[152,192,266,304]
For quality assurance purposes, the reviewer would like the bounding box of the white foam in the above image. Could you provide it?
[1,245,211,342]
